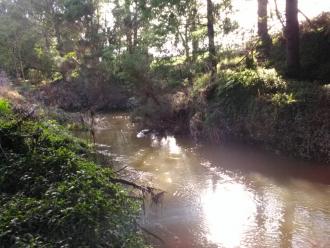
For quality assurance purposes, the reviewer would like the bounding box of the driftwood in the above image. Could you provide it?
[110,177,160,194]
[113,166,129,174]
[110,177,166,206]
[110,176,167,245]
[136,222,166,245]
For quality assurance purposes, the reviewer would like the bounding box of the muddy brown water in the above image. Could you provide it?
[75,113,330,248]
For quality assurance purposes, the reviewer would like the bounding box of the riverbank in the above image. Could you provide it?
[0,97,146,247]
[135,68,330,164]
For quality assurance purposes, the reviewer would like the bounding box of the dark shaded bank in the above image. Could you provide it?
[33,79,131,112]
[136,69,330,164]
[0,99,146,247]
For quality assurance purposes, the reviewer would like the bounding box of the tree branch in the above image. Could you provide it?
[273,0,285,30]
[298,9,318,32]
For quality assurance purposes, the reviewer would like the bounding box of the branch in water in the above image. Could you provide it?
[113,166,129,174]
[136,222,166,244]
[110,177,155,193]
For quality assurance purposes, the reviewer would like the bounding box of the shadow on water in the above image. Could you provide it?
[75,112,330,248]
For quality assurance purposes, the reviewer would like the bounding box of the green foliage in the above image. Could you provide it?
[193,73,212,92]
[212,68,286,114]
[0,98,11,115]
[0,0,59,80]
[271,92,296,107]
[0,110,145,247]
[150,57,193,88]
[63,0,94,22]
[190,67,330,162]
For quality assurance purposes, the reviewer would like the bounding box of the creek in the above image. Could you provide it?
[75,112,330,248]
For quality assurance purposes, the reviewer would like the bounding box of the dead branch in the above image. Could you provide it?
[110,177,167,207]
[110,177,155,193]
[274,0,285,30]
[298,9,318,32]
[136,223,166,245]
[236,38,260,66]
[113,166,129,174]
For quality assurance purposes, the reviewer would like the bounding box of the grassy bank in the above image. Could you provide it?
[0,99,146,247]
[192,69,330,163]
[136,68,330,164]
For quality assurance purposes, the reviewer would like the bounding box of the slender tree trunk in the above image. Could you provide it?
[133,0,138,49]
[12,47,20,79]
[19,56,25,81]
[14,37,25,80]
[126,29,133,54]
[285,0,300,77]
[207,0,217,77]
[191,2,199,62]
[54,19,64,56]
[184,18,190,62]
[46,0,63,57]
[257,0,272,60]
[124,0,133,54]
[175,23,189,62]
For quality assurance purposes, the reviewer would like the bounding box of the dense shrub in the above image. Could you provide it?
[0,102,145,247]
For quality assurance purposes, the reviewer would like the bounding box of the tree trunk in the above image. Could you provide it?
[12,47,20,79]
[133,0,138,49]
[124,0,133,54]
[54,18,64,56]
[184,18,190,62]
[14,37,25,80]
[285,0,300,77]
[207,0,217,77]
[257,0,272,60]
[175,23,189,62]
[191,2,199,62]
[126,22,133,54]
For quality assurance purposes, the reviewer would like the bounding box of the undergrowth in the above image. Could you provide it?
[0,99,146,247]
[192,68,330,162]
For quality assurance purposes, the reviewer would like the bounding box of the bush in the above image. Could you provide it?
[209,68,286,116]
[0,98,11,115]
[0,110,145,247]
